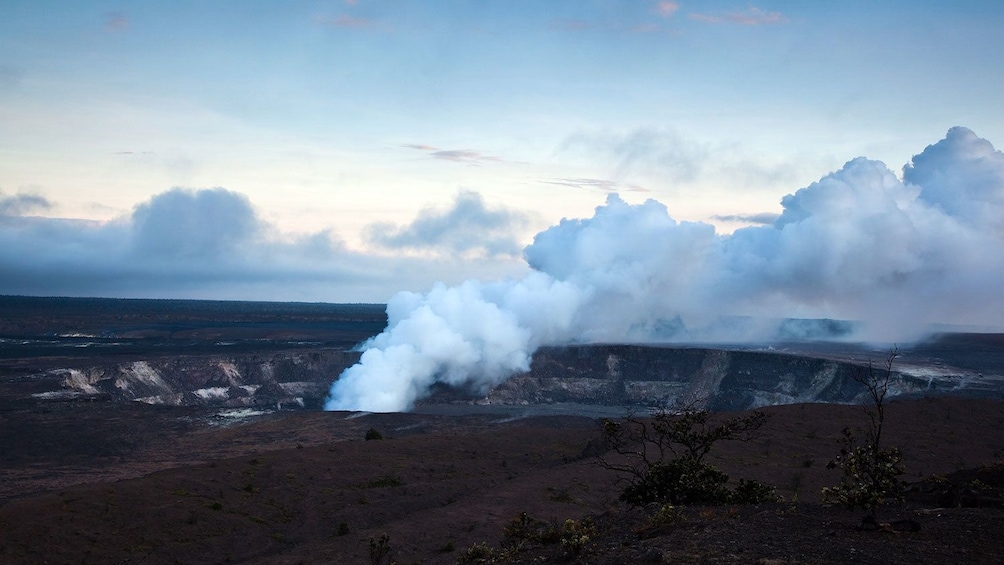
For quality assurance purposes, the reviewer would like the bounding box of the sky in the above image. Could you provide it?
[1,1,1003,303]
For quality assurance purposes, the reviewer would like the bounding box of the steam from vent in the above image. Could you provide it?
[325,127,1004,412]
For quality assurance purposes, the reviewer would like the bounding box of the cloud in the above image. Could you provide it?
[0,192,52,216]
[0,187,522,302]
[366,191,531,259]
[313,14,383,30]
[906,126,1004,237]
[631,23,662,34]
[130,188,261,261]
[690,6,787,26]
[431,150,501,164]
[327,127,1004,411]
[104,12,130,32]
[405,144,505,166]
[334,15,373,28]
[547,6,689,36]
[711,212,780,225]
[654,1,681,17]
[560,128,801,191]
[562,128,709,183]
[539,178,649,193]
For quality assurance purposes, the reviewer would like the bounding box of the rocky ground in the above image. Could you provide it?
[2,297,1002,563]
[1,396,1003,564]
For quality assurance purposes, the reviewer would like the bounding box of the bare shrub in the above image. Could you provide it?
[599,404,777,506]
[823,348,906,519]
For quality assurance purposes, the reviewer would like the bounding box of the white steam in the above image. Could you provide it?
[326,127,1004,412]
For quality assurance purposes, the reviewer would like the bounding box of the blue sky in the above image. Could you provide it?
[1,1,1002,302]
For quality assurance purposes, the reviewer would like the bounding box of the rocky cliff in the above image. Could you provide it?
[432,343,998,411]
[14,340,1001,413]
[25,350,360,410]
[479,345,875,410]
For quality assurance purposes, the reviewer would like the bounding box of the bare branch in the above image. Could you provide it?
[597,406,774,506]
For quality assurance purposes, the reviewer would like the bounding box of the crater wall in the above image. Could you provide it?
[8,342,998,412]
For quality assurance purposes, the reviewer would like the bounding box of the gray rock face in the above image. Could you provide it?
[20,338,1002,412]
[474,345,870,410]
[30,350,361,409]
[453,343,999,411]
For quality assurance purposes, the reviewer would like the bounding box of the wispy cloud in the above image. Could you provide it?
[690,6,787,26]
[547,3,690,36]
[540,178,649,193]
[559,128,802,193]
[104,12,130,32]
[562,128,709,183]
[405,144,505,166]
[555,2,800,36]
[654,1,681,18]
[549,18,667,36]
[432,150,502,165]
[313,14,382,30]
[366,191,531,258]
[631,24,661,34]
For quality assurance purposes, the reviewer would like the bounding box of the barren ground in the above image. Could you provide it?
[2,396,1003,564]
[2,298,1002,563]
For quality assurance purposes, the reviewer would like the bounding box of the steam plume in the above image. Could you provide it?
[326,127,1004,412]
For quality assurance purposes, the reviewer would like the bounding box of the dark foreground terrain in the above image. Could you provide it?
[2,297,1003,563]
[2,397,1004,564]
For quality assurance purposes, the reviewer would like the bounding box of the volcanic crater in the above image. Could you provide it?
[1,296,1003,563]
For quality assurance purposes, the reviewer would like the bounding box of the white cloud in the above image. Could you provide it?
[654,2,681,18]
[906,126,1004,237]
[328,127,1004,411]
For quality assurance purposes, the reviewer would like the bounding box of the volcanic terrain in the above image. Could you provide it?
[1,296,1003,564]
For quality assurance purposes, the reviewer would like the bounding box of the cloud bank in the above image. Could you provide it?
[0,187,525,302]
[366,190,530,259]
[326,127,1004,412]
[0,191,51,216]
